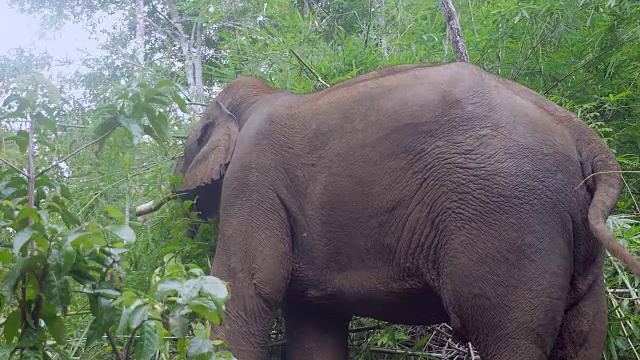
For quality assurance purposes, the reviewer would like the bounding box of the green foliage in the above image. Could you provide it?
[0,73,232,359]
[1,0,639,358]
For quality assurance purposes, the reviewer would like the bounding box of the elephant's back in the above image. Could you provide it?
[273,64,586,300]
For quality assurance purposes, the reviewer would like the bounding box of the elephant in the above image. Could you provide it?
[168,62,640,359]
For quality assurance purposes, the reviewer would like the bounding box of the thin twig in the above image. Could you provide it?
[288,49,330,89]
[36,127,115,178]
[574,170,640,190]
[0,158,27,177]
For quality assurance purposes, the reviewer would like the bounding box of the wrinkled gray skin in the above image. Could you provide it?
[173,62,640,359]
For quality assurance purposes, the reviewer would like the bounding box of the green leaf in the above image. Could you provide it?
[129,303,149,329]
[155,80,176,88]
[169,314,188,338]
[46,272,65,308]
[13,228,34,255]
[3,310,20,343]
[85,296,116,347]
[59,184,72,200]
[201,276,229,302]
[9,130,28,153]
[135,320,159,360]
[0,344,16,358]
[107,224,136,243]
[61,241,76,274]
[187,298,221,324]
[155,279,182,300]
[0,249,12,264]
[172,92,188,113]
[2,94,22,107]
[43,315,67,344]
[147,110,170,142]
[102,205,124,219]
[33,111,57,134]
[116,305,132,335]
[92,117,119,154]
[187,337,213,358]
[119,117,144,144]
[17,207,40,223]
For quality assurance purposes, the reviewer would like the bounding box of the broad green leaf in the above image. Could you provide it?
[59,184,72,200]
[155,279,182,300]
[86,296,116,347]
[155,80,175,88]
[46,272,65,308]
[201,276,229,302]
[13,228,34,255]
[0,249,11,264]
[43,315,67,344]
[33,111,57,133]
[172,92,188,113]
[7,130,28,153]
[108,224,136,243]
[2,94,22,107]
[17,207,39,223]
[61,241,76,274]
[187,337,213,358]
[102,206,124,219]
[169,314,188,338]
[147,111,170,141]
[116,305,132,335]
[135,320,159,360]
[187,298,221,324]
[92,117,119,154]
[3,310,20,343]
[118,117,144,144]
[129,303,149,329]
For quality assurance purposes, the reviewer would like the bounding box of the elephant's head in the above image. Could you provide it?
[171,77,280,226]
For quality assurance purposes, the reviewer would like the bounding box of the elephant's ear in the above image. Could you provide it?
[180,101,239,190]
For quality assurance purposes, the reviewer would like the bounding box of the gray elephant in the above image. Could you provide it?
[156,62,640,359]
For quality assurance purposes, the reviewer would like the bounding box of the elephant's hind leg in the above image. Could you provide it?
[550,223,608,360]
[549,272,607,360]
[439,226,573,359]
[283,305,350,360]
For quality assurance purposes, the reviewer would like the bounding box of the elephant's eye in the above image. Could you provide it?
[197,122,212,147]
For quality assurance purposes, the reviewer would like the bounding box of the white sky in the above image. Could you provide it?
[0,0,116,77]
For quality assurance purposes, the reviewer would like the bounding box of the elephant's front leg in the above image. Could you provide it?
[208,191,293,359]
[284,305,350,360]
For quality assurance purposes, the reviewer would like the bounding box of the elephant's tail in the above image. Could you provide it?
[587,151,640,276]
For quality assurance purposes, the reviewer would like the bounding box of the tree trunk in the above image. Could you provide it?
[437,0,469,62]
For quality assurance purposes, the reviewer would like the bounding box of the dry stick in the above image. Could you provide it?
[36,127,115,178]
[437,0,469,63]
[0,158,27,177]
[288,49,330,89]
[574,170,640,190]
[610,257,640,308]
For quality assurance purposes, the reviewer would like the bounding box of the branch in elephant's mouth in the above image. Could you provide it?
[135,192,183,216]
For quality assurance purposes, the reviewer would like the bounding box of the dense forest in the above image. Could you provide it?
[0,0,639,359]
